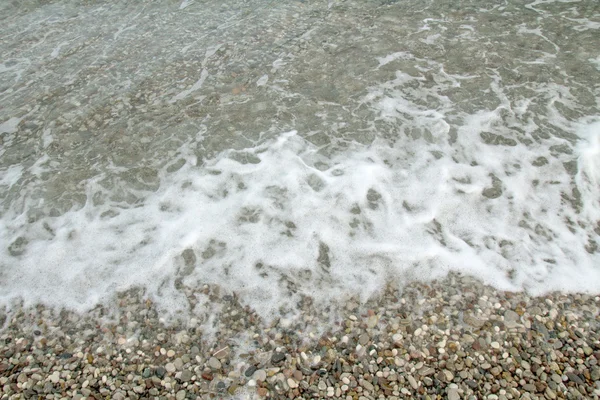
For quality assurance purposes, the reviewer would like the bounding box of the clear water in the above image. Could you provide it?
[1,0,599,319]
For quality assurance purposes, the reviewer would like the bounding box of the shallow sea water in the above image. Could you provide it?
[1,0,599,321]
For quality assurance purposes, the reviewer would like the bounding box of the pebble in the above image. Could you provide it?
[407,375,418,390]
[287,378,298,388]
[152,366,165,379]
[359,333,369,345]
[566,372,584,385]
[173,357,183,369]
[245,365,257,377]
[443,369,454,382]
[1,273,597,400]
[448,387,460,400]
[271,352,286,364]
[504,310,520,327]
[165,363,176,373]
[362,379,374,392]
[253,369,267,382]
[208,357,221,370]
[49,372,60,383]
[180,370,192,382]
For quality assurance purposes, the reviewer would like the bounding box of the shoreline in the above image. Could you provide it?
[1,273,599,399]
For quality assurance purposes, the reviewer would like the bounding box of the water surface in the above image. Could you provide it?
[1,0,599,319]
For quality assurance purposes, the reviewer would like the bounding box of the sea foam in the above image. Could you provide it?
[1,116,599,321]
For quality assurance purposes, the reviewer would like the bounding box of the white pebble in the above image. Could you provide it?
[49,372,60,383]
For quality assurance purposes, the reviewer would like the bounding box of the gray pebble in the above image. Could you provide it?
[245,365,257,377]
[155,367,166,378]
[208,357,221,370]
[179,370,192,382]
[271,352,286,364]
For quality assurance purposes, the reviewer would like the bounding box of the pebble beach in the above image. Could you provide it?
[2,1,600,399]
[2,273,599,399]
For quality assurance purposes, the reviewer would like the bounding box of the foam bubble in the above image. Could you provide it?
[2,115,600,320]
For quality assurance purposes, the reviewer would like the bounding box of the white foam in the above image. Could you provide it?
[575,120,600,222]
[0,117,22,134]
[256,74,269,87]
[2,108,600,321]
[376,52,412,68]
[169,69,209,103]
[565,17,600,32]
[179,0,194,10]
[0,165,23,187]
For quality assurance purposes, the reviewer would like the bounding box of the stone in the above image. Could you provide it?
[180,370,192,382]
[367,314,379,328]
[523,383,537,392]
[464,314,486,328]
[174,357,184,369]
[213,346,231,359]
[271,352,286,364]
[253,369,267,382]
[448,388,460,400]
[165,363,176,373]
[362,379,374,392]
[359,333,369,346]
[49,372,60,383]
[155,367,167,378]
[245,365,257,377]
[208,357,221,370]
[545,387,557,399]
[566,373,584,385]
[504,310,520,327]
[407,375,418,390]
[465,380,478,389]
[443,370,454,382]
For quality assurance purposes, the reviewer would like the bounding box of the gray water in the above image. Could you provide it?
[1,0,599,318]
